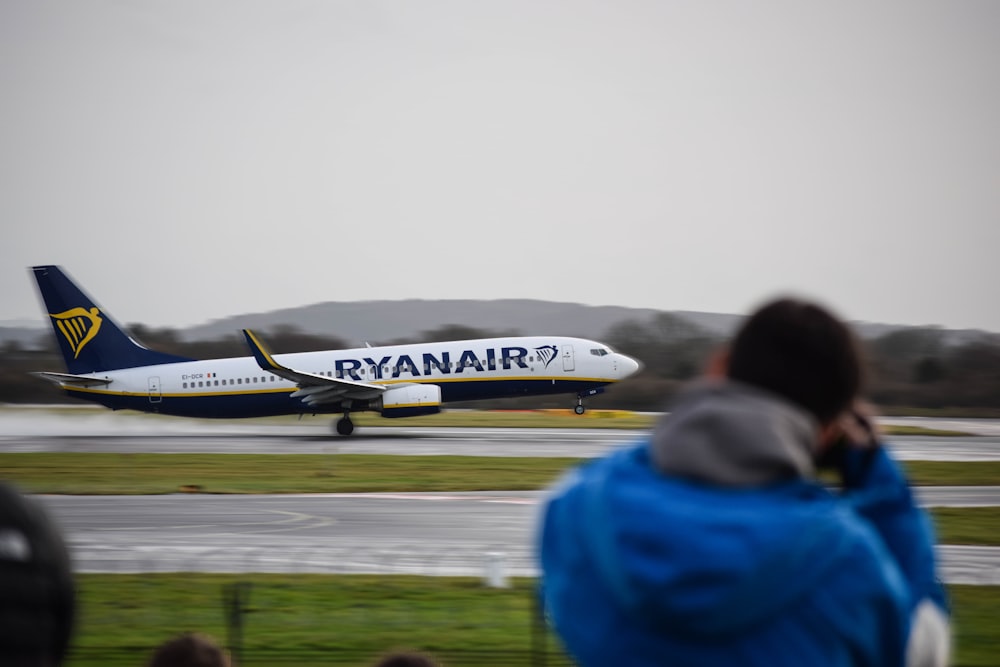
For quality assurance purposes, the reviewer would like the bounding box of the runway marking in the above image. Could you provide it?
[251,510,337,534]
[273,492,540,505]
[87,509,335,532]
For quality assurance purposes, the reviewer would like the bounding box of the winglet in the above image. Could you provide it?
[242,329,284,372]
[241,328,384,395]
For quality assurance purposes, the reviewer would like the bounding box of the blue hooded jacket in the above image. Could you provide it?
[539,383,946,666]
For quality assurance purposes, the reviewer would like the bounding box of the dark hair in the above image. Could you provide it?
[727,298,863,424]
[372,651,441,667]
[0,483,75,666]
[147,633,228,667]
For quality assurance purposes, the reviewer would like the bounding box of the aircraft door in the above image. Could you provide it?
[562,345,575,372]
[148,376,162,404]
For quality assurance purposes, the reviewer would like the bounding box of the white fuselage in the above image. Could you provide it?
[60,335,640,418]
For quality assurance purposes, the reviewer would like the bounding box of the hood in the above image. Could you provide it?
[651,379,820,486]
[540,445,851,638]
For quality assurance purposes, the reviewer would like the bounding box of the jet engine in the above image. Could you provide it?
[378,383,442,418]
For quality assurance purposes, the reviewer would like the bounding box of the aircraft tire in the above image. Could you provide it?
[574,405,586,415]
[336,418,355,436]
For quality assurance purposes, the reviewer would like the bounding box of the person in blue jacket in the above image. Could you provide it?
[539,298,950,667]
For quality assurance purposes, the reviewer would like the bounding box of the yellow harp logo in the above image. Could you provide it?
[50,307,103,359]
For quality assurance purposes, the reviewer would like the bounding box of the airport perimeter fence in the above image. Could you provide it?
[65,547,578,667]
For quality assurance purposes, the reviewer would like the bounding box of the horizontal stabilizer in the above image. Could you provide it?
[33,371,112,387]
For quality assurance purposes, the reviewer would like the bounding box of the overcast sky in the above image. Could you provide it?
[2,1,998,333]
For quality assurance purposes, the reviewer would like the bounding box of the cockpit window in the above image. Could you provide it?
[590,348,609,357]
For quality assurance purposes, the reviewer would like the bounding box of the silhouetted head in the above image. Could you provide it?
[372,651,441,667]
[146,633,229,667]
[726,298,863,424]
[0,483,75,667]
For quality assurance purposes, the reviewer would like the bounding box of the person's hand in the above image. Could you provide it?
[816,402,881,486]
[835,402,879,449]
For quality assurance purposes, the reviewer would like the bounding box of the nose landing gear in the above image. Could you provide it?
[574,387,604,415]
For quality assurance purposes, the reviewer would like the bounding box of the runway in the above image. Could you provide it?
[7,410,1000,585]
[3,409,1000,460]
[34,490,1000,585]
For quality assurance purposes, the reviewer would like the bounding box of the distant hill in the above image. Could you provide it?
[182,299,745,345]
[2,300,994,349]
[0,325,50,349]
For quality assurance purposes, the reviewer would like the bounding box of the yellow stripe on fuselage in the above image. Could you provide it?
[61,375,619,399]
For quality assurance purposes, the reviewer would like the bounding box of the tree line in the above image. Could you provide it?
[2,317,999,416]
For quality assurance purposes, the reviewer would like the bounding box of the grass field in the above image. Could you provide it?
[931,507,1000,546]
[63,574,997,667]
[2,453,999,494]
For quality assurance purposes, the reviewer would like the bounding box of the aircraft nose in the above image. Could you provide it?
[617,353,643,379]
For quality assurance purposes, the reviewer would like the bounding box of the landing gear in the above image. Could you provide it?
[335,415,355,436]
[574,387,603,415]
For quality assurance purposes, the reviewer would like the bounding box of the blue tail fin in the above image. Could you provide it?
[31,265,195,373]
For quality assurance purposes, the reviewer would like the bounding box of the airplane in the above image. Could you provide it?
[29,265,642,435]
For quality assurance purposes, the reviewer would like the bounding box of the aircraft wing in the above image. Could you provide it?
[32,371,112,388]
[242,329,385,406]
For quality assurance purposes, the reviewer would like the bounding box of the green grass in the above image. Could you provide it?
[951,585,1000,666]
[0,453,581,494]
[2,453,1000,495]
[931,508,1000,546]
[880,425,974,437]
[62,574,999,667]
[358,410,971,436]
[68,574,564,667]
[903,461,1000,486]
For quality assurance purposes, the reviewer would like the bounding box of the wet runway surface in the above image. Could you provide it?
[3,409,1000,461]
[34,490,1000,585]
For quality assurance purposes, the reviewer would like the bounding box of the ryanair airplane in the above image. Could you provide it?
[30,265,642,435]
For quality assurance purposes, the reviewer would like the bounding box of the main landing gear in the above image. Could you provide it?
[574,397,586,415]
[334,414,355,436]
